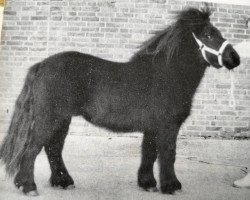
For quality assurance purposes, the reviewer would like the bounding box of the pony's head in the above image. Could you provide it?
[178,7,240,70]
[133,7,240,70]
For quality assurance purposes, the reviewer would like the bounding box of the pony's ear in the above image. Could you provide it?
[201,2,214,16]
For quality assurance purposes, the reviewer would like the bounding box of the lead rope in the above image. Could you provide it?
[230,71,235,108]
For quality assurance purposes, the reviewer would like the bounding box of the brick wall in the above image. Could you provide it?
[0,0,250,139]
[0,1,4,39]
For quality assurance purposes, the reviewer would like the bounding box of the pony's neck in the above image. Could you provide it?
[153,44,208,97]
[129,40,208,96]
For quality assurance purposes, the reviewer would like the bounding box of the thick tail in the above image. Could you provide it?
[0,63,40,175]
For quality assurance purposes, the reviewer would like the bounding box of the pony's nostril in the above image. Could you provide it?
[231,51,237,59]
[225,49,240,67]
[231,51,240,66]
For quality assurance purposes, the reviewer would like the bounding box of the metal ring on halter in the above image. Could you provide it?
[192,32,229,67]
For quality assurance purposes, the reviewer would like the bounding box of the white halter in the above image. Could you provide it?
[192,32,229,67]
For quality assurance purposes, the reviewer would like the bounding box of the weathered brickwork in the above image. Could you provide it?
[0,0,250,138]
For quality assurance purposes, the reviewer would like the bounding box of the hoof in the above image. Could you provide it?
[138,171,157,191]
[18,186,24,191]
[18,185,39,196]
[52,183,75,190]
[145,187,158,192]
[161,179,182,194]
[27,190,39,196]
[65,184,75,190]
[14,179,37,194]
[50,173,74,189]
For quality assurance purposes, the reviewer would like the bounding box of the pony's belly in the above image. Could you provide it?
[83,104,149,133]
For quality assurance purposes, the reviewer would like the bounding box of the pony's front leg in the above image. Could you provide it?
[157,124,181,194]
[138,131,157,192]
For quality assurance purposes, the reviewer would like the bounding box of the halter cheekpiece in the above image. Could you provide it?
[192,32,229,67]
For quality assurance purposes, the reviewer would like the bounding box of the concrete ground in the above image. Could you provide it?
[0,135,250,200]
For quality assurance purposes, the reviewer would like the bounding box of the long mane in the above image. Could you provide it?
[131,7,212,65]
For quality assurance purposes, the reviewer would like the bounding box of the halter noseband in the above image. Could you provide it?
[192,33,229,67]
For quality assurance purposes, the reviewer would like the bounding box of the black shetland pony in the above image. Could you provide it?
[0,7,240,196]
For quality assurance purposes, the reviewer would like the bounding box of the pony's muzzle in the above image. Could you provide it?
[222,45,240,70]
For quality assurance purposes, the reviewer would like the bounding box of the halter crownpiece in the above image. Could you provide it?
[192,32,229,67]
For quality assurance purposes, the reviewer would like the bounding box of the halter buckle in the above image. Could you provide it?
[199,44,204,51]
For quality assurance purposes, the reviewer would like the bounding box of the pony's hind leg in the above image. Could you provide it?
[14,137,43,195]
[44,118,74,189]
[138,131,158,192]
[14,116,72,195]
